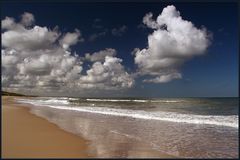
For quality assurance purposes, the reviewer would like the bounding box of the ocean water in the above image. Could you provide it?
[16,97,239,158]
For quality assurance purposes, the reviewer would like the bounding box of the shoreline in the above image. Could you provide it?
[2,96,92,158]
[3,96,236,158]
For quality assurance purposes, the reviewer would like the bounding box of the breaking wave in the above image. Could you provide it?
[16,98,238,128]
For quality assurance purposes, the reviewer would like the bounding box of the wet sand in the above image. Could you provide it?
[2,96,92,158]
[3,96,237,158]
[2,96,177,158]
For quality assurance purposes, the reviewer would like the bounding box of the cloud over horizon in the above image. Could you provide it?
[133,5,211,83]
[2,5,212,96]
[1,12,134,95]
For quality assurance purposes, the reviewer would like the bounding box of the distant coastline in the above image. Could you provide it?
[2,91,37,97]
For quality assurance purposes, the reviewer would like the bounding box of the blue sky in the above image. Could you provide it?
[1,2,238,97]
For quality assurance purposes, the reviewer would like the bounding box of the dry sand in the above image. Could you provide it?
[2,96,92,158]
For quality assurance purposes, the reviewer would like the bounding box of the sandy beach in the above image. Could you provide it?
[2,96,92,158]
[2,96,173,158]
[2,96,237,158]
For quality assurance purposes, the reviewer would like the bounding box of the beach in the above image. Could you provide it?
[2,96,238,158]
[2,96,175,158]
[2,96,92,158]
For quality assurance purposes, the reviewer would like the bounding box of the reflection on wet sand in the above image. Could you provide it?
[29,106,238,158]
[72,116,173,158]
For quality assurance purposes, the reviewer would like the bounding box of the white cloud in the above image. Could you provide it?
[1,12,134,95]
[143,72,182,83]
[142,12,159,29]
[1,17,16,30]
[80,56,134,90]
[60,29,84,49]
[2,26,60,51]
[134,5,211,83]
[2,50,19,67]
[85,48,117,62]
[2,48,82,90]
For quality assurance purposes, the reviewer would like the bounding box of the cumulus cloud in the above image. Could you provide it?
[2,48,82,90]
[79,56,134,90]
[60,29,84,49]
[85,48,117,62]
[2,25,60,51]
[2,12,134,95]
[111,25,127,36]
[142,12,159,29]
[82,48,134,90]
[134,5,211,83]
[2,13,83,52]
[1,17,16,30]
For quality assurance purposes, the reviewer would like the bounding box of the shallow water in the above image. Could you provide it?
[16,97,239,158]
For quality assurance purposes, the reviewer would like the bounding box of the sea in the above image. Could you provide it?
[16,97,239,158]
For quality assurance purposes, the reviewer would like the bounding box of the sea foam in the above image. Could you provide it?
[16,98,238,128]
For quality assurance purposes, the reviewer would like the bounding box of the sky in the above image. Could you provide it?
[1,2,238,97]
